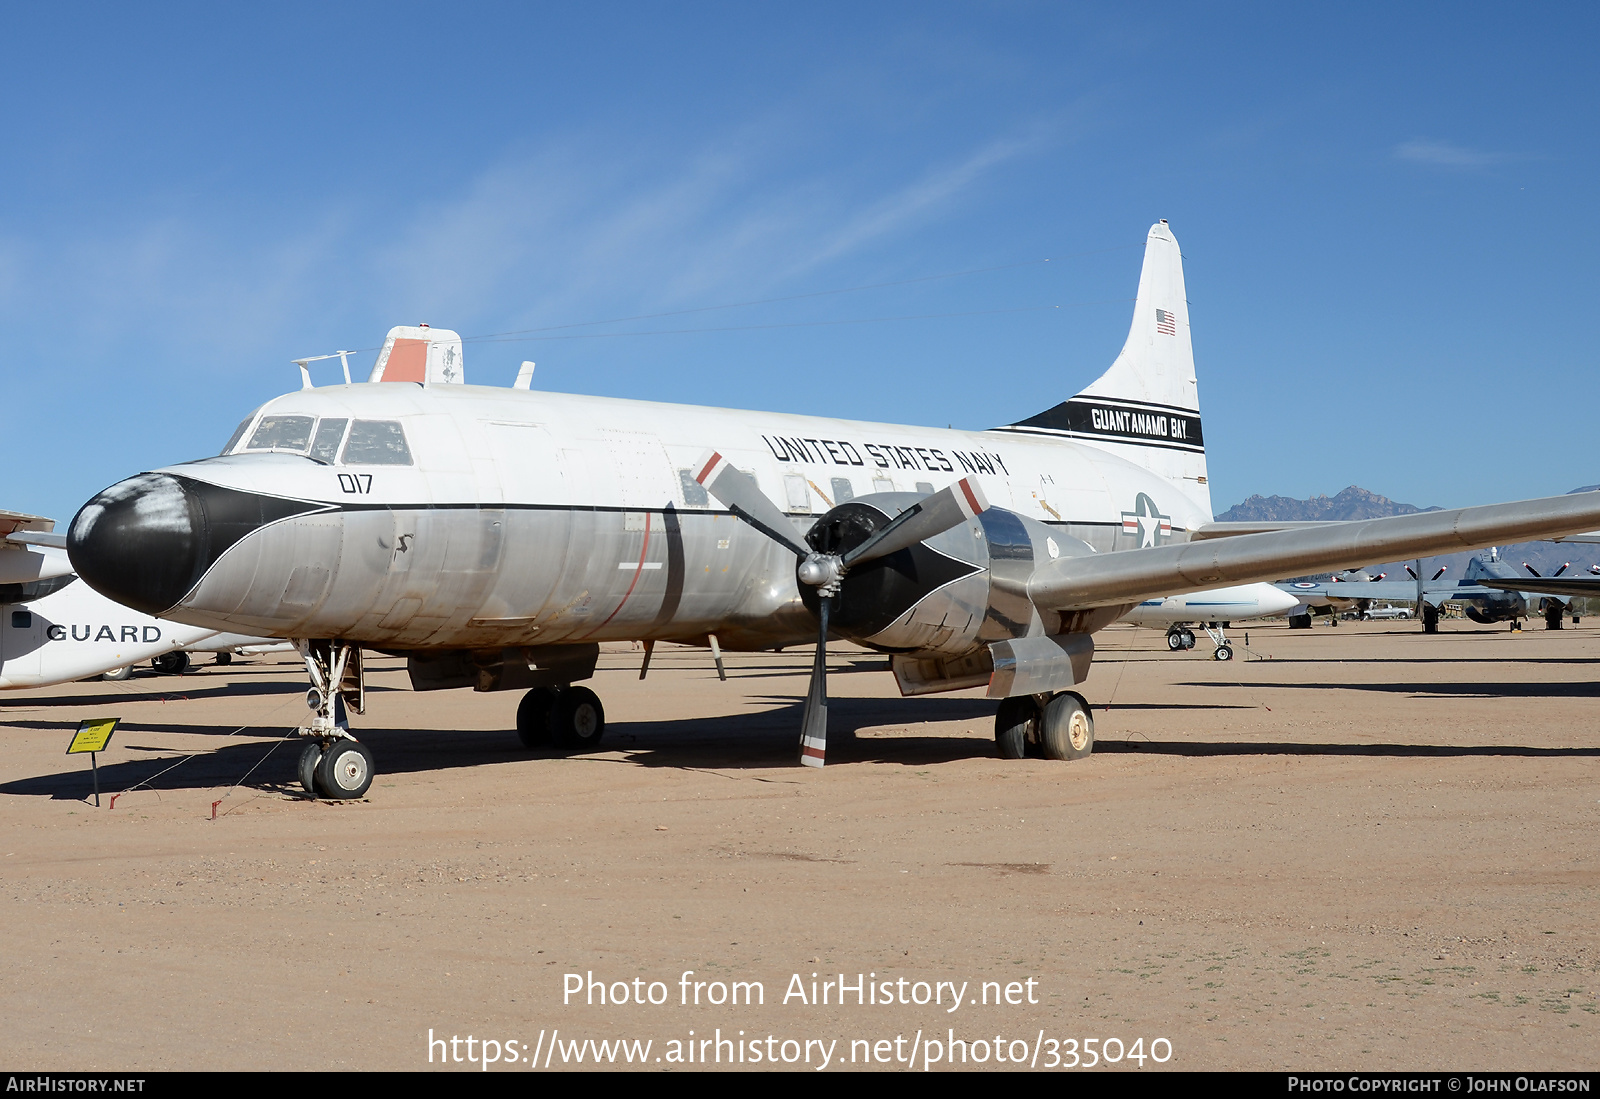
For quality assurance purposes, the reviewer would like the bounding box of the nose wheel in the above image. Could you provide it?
[294,640,373,800]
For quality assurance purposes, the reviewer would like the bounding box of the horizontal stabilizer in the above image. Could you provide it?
[1029,492,1600,611]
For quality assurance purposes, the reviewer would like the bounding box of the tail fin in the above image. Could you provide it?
[1000,220,1211,518]
[368,325,465,384]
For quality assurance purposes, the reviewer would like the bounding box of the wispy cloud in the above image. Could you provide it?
[1393,138,1510,169]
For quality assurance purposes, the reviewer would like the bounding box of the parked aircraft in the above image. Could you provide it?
[1,510,277,687]
[1278,547,1589,632]
[1121,583,1299,659]
[63,222,1600,798]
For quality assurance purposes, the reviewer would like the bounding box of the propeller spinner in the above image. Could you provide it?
[693,451,989,767]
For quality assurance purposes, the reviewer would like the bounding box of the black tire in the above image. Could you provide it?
[214,652,233,666]
[1422,604,1440,634]
[297,741,323,795]
[1166,630,1185,651]
[1214,644,1234,661]
[151,651,190,675]
[100,665,134,682]
[1039,692,1094,761]
[1288,615,1311,630]
[550,686,605,750]
[994,696,1038,760]
[516,687,560,748]
[1546,606,1564,630]
[315,740,374,799]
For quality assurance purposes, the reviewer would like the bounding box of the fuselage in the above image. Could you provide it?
[1122,583,1299,627]
[0,565,221,688]
[68,382,1213,655]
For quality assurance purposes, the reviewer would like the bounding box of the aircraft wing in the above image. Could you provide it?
[1029,492,1600,611]
[1276,579,1494,604]
[1475,577,1600,599]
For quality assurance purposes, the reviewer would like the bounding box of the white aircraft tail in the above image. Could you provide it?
[1001,220,1212,518]
[368,325,465,384]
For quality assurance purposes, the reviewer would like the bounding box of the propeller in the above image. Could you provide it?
[694,451,990,767]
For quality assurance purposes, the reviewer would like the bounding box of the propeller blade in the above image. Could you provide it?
[1404,565,1419,580]
[1431,566,1448,581]
[798,595,830,767]
[1555,562,1571,577]
[694,451,811,557]
[1524,562,1542,577]
[840,477,990,568]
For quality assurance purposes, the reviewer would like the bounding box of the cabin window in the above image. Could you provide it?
[915,481,935,495]
[678,469,710,508]
[247,415,316,453]
[830,478,855,504]
[872,476,895,493]
[308,418,349,464]
[343,420,413,465]
[10,611,31,629]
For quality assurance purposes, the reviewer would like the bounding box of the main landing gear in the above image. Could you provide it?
[295,640,372,800]
[1166,623,1235,660]
[515,685,606,751]
[994,692,1094,761]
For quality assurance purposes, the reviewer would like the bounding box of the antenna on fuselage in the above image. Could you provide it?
[514,361,536,390]
[292,351,356,389]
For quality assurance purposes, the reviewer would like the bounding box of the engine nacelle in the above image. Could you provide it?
[797,493,1091,656]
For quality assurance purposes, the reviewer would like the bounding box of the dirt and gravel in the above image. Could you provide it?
[1,618,1596,1071]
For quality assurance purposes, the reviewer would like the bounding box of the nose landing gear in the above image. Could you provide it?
[1166,623,1234,659]
[295,640,371,800]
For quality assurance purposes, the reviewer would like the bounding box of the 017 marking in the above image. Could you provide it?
[338,473,373,494]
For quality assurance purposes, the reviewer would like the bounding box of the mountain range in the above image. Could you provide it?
[1216,486,1600,583]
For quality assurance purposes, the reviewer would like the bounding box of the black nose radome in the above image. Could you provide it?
[68,473,326,615]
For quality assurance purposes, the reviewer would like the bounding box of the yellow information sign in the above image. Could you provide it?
[68,717,119,755]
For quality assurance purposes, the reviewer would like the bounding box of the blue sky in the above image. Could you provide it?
[3,3,1595,521]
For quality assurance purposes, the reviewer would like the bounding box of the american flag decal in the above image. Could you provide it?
[1155,308,1176,336]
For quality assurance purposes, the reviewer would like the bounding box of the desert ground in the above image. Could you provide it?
[1,617,1596,1072]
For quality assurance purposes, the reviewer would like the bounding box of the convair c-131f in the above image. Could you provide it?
[65,221,1600,798]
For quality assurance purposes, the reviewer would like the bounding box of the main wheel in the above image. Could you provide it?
[1166,630,1185,651]
[151,651,190,675]
[994,696,1039,759]
[1546,606,1564,630]
[516,687,560,748]
[550,686,605,750]
[1422,604,1440,634]
[214,651,233,666]
[1039,692,1094,761]
[315,740,374,799]
[1214,644,1234,661]
[101,665,133,682]
[297,741,323,795]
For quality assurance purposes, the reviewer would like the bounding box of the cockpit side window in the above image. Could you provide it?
[308,418,349,464]
[221,415,255,455]
[247,415,316,453]
[342,420,413,465]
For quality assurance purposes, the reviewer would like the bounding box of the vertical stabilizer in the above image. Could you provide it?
[998,220,1211,517]
[368,325,465,384]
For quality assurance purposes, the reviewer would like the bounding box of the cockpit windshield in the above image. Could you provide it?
[225,411,411,466]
